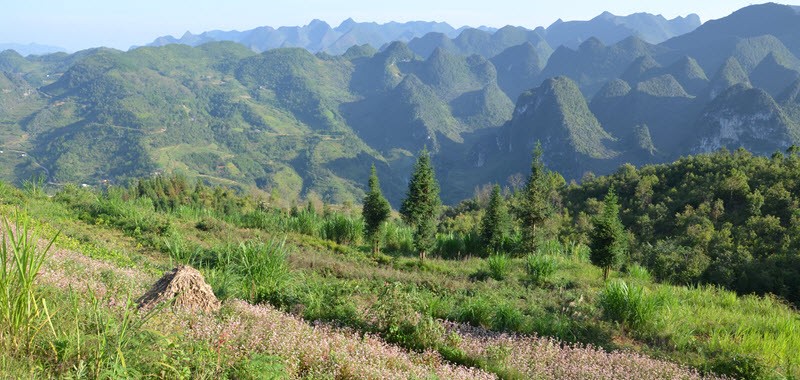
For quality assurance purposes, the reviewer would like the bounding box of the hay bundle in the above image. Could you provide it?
[137,265,220,312]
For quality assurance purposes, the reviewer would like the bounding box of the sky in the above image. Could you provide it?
[1,0,764,52]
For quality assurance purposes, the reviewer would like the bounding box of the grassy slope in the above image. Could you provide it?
[0,181,797,379]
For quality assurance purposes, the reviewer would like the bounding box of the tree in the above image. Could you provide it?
[517,142,555,251]
[589,187,626,280]
[362,165,392,253]
[400,147,441,261]
[480,184,510,254]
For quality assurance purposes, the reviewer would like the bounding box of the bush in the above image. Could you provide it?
[598,280,661,332]
[434,233,467,259]
[195,217,224,232]
[537,239,562,256]
[370,283,444,351]
[525,254,558,284]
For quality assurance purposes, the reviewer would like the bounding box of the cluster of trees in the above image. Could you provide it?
[117,143,799,307]
[366,145,799,307]
[565,147,800,305]
[364,144,625,279]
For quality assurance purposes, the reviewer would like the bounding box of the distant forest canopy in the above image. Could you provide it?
[0,3,800,207]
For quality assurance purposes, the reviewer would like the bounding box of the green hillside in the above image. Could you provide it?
[1,149,798,378]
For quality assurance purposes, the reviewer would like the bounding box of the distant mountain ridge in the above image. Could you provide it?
[4,3,800,206]
[0,43,66,56]
[147,19,470,55]
[146,11,700,57]
[540,11,700,49]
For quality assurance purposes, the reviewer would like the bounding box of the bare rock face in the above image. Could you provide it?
[137,265,220,313]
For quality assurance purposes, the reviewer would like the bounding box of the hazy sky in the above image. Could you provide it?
[1,0,763,52]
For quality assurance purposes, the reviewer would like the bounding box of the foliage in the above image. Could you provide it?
[598,280,661,332]
[362,165,391,253]
[321,213,364,245]
[567,149,800,305]
[589,187,626,280]
[0,214,57,353]
[526,254,558,285]
[486,254,511,281]
[234,240,291,303]
[400,147,441,260]
[516,143,557,251]
[479,184,510,254]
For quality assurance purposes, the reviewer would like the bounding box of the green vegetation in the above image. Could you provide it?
[589,187,627,280]
[3,5,800,378]
[1,144,799,378]
[400,147,441,260]
[362,165,391,253]
[0,214,57,354]
[479,184,509,253]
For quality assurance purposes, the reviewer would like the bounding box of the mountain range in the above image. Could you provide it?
[146,12,699,56]
[1,3,799,206]
[0,43,66,56]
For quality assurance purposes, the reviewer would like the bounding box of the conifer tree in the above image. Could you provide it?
[589,187,626,280]
[518,142,554,251]
[362,165,392,253]
[400,147,441,261]
[480,184,510,254]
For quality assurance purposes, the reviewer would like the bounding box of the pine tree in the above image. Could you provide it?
[518,142,554,251]
[362,165,392,253]
[480,184,510,254]
[400,147,441,261]
[589,187,627,280]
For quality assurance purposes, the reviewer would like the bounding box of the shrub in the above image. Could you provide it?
[537,239,563,256]
[287,210,323,237]
[525,254,558,284]
[195,217,224,232]
[163,232,195,266]
[370,283,444,351]
[598,280,661,332]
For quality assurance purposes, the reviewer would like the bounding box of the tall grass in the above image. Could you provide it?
[525,254,558,284]
[321,214,363,245]
[382,222,414,255]
[235,239,291,303]
[0,215,58,352]
[486,254,511,281]
[598,280,662,332]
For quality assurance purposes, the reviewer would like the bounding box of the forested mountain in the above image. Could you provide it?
[1,3,799,207]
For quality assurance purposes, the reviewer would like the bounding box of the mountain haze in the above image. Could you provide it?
[1,3,800,206]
